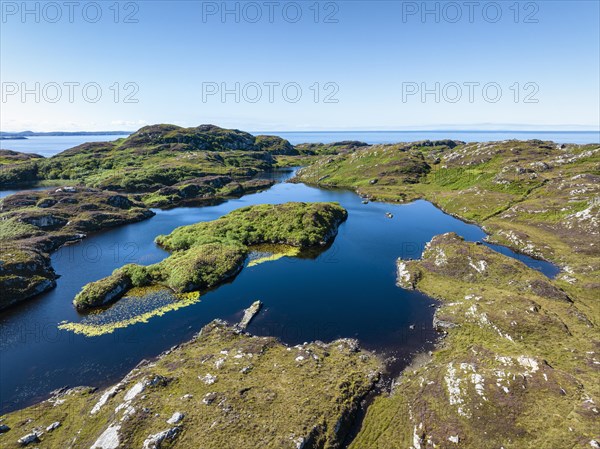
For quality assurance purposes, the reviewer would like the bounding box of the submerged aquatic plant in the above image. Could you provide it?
[59,288,200,337]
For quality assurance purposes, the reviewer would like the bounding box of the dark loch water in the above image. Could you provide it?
[0,170,558,413]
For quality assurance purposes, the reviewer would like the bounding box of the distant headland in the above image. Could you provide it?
[0,131,131,137]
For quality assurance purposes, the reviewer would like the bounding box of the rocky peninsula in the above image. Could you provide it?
[0,187,154,310]
[0,316,381,449]
[351,233,598,448]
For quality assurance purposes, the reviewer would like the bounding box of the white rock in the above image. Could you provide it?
[90,424,121,449]
[517,356,540,373]
[468,258,487,274]
[17,431,40,445]
[215,357,226,369]
[444,363,468,417]
[471,373,486,399]
[238,300,263,330]
[123,381,145,401]
[200,373,217,385]
[46,421,61,432]
[292,436,306,449]
[142,427,180,449]
[91,385,120,415]
[166,412,184,424]
[396,261,412,288]
[412,423,424,449]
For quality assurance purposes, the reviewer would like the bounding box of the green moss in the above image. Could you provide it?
[157,202,348,250]
[119,264,152,287]
[157,243,247,292]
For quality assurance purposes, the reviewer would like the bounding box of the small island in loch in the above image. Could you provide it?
[73,201,347,311]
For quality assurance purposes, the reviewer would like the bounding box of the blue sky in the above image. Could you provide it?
[1,0,599,131]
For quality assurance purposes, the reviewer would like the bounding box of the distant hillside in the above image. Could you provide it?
[0,124,296,207]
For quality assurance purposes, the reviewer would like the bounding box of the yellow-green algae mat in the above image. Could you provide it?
[246,243,301,268]
[59,287,200,337]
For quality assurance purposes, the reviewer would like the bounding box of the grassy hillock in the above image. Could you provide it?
[350,233,599,448]
[0,150,44,186]
[0,187,154,310]
[275,141,371,167]
[0,150,44,165]
[74,202,347,310]
[0,318,382,449]
[0,125,295,207]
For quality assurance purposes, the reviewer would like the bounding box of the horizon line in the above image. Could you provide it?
[254,129,600,134]
[2,129,599,135]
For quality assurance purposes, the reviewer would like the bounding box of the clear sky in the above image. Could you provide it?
[1,0,599,131]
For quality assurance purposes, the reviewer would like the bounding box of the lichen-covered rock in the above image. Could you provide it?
[106,195,133,209]
[17,431,41,445]
[142,427,180,449]
[396,259,422,289]
[165,412,184,424]
[237,300,263,330]
[45,421,60,432]
[20,213,67,229]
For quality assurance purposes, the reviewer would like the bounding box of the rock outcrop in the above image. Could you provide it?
[237,300,263,330]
